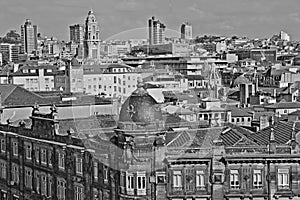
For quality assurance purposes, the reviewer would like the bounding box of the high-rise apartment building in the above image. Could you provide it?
[83,10,101,60]
[20,19,38,54]
[0,43,21,63]
[148,16,166,45]
[180,22,192,40]
[69,24,84,45]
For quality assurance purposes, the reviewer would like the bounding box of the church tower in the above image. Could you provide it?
[83,10,101,60]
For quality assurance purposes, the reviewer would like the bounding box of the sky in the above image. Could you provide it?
[1,0,300,41]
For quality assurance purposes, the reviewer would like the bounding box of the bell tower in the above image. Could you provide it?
[83,9,101,60]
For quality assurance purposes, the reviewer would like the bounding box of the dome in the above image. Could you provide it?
[233,74,251,87]
[293,56,300,66]
[70,57,80,67]
[118,82,163,126]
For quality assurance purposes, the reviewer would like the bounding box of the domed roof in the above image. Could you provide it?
[118,82,163,126]
[70,57,80,67]
[233,74,251,87]
[293,56,300,65]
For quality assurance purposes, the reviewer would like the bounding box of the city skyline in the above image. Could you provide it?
[1,0,300,41]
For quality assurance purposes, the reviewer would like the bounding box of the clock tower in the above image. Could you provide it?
[83,10,101,60]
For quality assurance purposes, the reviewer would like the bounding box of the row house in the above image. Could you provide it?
[0,105,113,200]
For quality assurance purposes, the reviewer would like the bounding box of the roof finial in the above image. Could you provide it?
[270,127,275,142]
[291,122,296,141]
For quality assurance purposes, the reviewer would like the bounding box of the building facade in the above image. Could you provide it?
[148,16,166,45]
[20,19,38,55]
[83,10,101,60]
[180,22,192,40]
[69,24,85,45]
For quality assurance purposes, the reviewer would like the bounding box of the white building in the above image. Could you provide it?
[280,31,290,41]
[12,65,56,91]
[83,63,140,99]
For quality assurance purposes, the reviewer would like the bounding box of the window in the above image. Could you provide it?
[103,166,108,182]
[25,143,32,160]
[278,168,289,189]
[253,170,262,189]
[35,172,40,194]
[13,141,18,156]
[41,149,47,165]
[230,170,239,189]
[48,151,52,167]
[35,148,40,163]
[237,118,240,123]
[94,162,98,181]
[1,139,5,153]
[75,186,84,200]
[11,164,19,184]
[25,168,32,189]
[232,118,235,123]
[58,152,65,170]
[0,161,6,180]
[196,170,205,189]
[48,176,52,197]
[114,76,117,84]
[137,175,146,189]
[41,174,47,195]
[76,157,83,175]
[173,170,182,187]
[57,179,66,200]
[127,173,134,189]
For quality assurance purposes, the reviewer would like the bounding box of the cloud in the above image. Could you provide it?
[289,13,300,23]
[116,0,140,11]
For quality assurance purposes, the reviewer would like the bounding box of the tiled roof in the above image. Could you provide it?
[264,102,300,109]
[167,131,191,147]
[218,127,258,146]
[289,110,300,116]
[189,127,224,148]
[245,121,300,145]
[229,107,253,117]
[186,75,205,80]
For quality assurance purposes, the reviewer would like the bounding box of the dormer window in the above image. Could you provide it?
[30,69,36,73]
[23,69,28,73]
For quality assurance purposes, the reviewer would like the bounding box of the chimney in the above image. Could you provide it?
[269,127,276,154]
[273,89,276,97]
